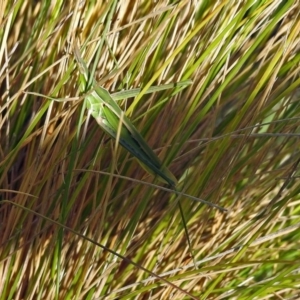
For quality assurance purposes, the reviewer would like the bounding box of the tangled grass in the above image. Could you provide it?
[1,0,300,299]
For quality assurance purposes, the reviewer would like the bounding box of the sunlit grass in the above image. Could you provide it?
[1,0,300,299]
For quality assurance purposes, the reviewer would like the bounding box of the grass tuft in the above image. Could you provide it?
[1,0,300,299]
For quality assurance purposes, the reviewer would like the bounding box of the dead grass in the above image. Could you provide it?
[1,0,300,299]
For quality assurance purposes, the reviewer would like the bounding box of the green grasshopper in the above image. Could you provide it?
[73,46,183,187]
[73,47,225,268]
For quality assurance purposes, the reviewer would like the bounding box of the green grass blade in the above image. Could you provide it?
[111,80,193,101]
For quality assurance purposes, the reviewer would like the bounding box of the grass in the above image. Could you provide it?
[1,0,300,299]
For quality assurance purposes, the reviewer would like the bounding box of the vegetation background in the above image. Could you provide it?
[1,0,300,299]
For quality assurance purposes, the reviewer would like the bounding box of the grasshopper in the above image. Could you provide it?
[73,46,179,187]
[73,46,226,267]
[72,48,227,212]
